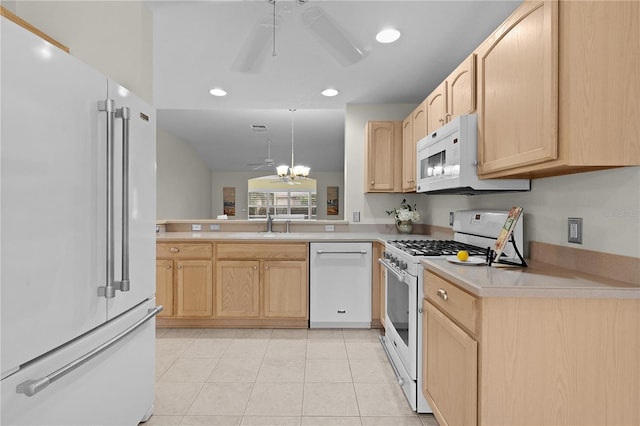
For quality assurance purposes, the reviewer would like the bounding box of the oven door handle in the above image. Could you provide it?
[377,258,405,282]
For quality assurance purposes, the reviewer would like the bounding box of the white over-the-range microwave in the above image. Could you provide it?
[416,114,530,194]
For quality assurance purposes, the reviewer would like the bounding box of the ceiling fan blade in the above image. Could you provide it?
[231,17,274,73]
[301,6,367,66]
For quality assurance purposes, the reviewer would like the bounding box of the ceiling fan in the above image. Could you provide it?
[231,0,367,73]
[247,140,277,170]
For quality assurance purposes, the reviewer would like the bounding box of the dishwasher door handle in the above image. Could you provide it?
[316,250,368,255]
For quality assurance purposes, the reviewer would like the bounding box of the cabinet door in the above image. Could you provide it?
[176,260,213,317]
[401,116,415,192]
[423,300,477,426]
[156,259,174,317]
[365,121,398,192]
[447,54,476,122]
[215,260,260,318]
[413,101,428,141]
[426,81,447,134]
[263,261,308,318]
[476,1,558,175]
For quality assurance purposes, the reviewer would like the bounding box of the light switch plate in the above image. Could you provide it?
[568,217,582,244]
[209,224,221,231]
[353,211,360,222]
[325,225,335,232]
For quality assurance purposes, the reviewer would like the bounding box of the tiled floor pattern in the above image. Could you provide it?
[146,328,438,426]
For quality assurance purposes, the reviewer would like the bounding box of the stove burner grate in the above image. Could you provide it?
[388,239,487,257]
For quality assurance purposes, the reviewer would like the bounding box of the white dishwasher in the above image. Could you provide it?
[309,242,372,328]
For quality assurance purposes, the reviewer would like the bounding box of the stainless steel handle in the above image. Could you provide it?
[377,258,405,282]
[316,250,368,255]
[337,310,346,314]
[98,99,116,299]
[116,106,131,292]
[437,288,448,301]
[17,306,163,397]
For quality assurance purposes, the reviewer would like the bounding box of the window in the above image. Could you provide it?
[248,176,317,220]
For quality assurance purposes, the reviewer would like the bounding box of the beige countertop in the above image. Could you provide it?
[156,231,410,243]
[422,258,640,299]
[156,232,639,299]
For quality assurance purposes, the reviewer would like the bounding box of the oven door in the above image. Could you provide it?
[379,259,418,379]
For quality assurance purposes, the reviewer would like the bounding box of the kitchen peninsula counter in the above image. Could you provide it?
[156,231,397,243]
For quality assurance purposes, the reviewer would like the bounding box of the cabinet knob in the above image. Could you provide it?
[170,247,180,253]
[165,265,171,269]
[253,266,257,270]
[371,181,375,185]
[177,265,183,269]
[437,288,448,301]
[265,266,269,270]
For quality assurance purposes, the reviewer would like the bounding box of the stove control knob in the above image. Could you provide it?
[399,262,407,270]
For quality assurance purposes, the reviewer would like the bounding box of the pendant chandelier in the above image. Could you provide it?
[277,108,310,181]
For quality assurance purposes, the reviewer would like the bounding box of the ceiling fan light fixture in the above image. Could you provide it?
[321,88,339,97]
[276,165,290,177]
[209,88,227,97]
[376,28,401,44]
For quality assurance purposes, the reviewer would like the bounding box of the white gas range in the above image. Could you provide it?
[378,210,524,413]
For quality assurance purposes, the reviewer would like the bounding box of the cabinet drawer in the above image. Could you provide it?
[217,243,307,260]
[424,270,479,335]
[156,243,213,259]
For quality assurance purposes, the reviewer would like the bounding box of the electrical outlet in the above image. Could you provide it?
[191,224,202,231]
[325,224,335,232]
[568,218,582,244]
[353,211,360,222]
[209,224,221,231]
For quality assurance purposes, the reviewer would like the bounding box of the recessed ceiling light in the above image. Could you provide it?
[376,28,401,44]
[209,88,227,97]
[321,88,339,97]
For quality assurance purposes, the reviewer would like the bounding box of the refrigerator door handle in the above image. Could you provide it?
[97,101,131,298]
[115,106,131,292]
[98,99,117,299]
[16,306,163,397]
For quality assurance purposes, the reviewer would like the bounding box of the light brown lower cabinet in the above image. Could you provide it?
[176,260,213,317]
[155,259,174,317]
[422,269,640,426]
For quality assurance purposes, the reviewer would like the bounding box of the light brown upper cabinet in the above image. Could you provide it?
[402,101,427,192]
[364,121,402,193]
[476,1,558,176]
[426,54,476,134]
[477,0,639,179]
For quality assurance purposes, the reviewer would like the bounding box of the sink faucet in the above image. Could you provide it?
[266,213,273,232]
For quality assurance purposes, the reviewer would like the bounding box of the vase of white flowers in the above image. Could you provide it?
[386,199,421,234]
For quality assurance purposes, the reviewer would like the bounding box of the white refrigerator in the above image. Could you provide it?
[1,16,160,425]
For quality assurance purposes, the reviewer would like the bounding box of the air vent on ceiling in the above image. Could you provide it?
[251,124,268,132]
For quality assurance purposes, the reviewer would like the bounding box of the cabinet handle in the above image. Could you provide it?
[437,288,448,301]
[177,265,183,269]
[165,265,171,269]
[265,266,269,270]
[253,266,257,270]
[170,247,180,253]
[445,113,451,122]
[337,310,346,314]
[439,118,444,124]
[370,181,375,185]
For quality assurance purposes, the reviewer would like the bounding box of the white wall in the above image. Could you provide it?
[156,128,212,219]
[9,0,153,103]
[344,103,421,224]
[211,171,344,220]
[416,167,640,258]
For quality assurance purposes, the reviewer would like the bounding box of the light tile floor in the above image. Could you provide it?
[146,328,438,426]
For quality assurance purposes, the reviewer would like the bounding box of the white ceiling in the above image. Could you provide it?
[149,0,522,172]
